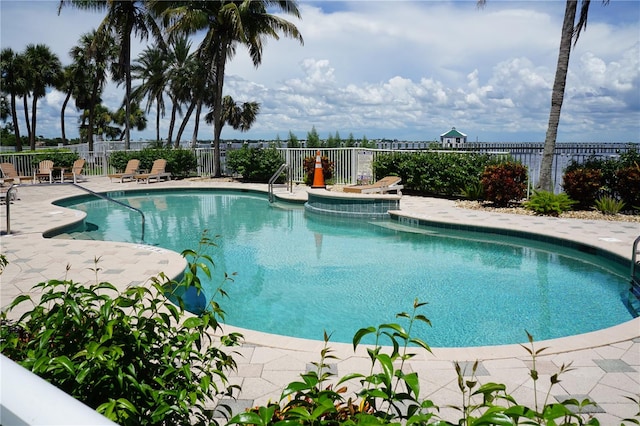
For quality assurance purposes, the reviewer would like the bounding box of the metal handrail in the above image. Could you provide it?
[68,183,145,242]
[3,184,19,234]
[2,182,145,242]
[632,235,640,284]
[268,163,289,203]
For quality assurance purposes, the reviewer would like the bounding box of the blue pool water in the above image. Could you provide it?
[54,189,635,347]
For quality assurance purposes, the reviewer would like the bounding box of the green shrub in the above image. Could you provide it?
[594,195,626,215]
[303,154,334,185]
[524,190,577,216]
[108,148,197,179]
[226,146,285,182]
[562,168,602,209]
[373,151,495,196]
[0,234,241,426]
[480,162,528,206]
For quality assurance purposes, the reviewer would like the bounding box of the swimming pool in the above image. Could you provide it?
[53,189,636,347]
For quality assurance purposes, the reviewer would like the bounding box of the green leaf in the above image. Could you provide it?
[228,411,265,425]
[353,326,376,349]
[53,356,76,376]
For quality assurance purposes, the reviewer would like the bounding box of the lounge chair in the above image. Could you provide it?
[62,159,86,183]
[108,159,140,183]
[0,162,34,184]
[134,159,172,184]
[343,176,403,195]
[35,160,54,183]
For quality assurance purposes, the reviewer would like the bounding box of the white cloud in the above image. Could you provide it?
[1,0,638,143]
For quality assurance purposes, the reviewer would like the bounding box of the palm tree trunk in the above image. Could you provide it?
[155,95,161,142]
[124,32,132,150]
[212,40,228,177]
[191,100,203,147]
[539,0,577,192]
[61,91,71,144]
[10,93,22,152]
[176,101,195,146]
[22,96,31,148]
[30,98,38,150]
[168,99,178,147]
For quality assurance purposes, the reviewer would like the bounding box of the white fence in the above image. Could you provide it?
[1,143,637,192]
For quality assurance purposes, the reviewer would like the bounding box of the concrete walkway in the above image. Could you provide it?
[1,178,639,424]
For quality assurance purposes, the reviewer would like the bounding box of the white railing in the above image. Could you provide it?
[0,355,117,425]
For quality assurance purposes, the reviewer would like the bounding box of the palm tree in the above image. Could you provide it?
[164,35,193,147]
[59,0,164,149]
[0,48,26,151]
[205,95,260,134]
[23,44,63,150]
[159,0,303,176]
[478,0,608,192]
[69,30,118,151]
[132,45,168,142]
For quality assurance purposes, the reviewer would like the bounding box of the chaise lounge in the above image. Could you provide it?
[134,159,172,184]
[0,162,34,184]
[343,176,403,195]
[108,159,140,183]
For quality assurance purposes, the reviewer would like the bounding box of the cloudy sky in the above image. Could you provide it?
[1,0,639,143]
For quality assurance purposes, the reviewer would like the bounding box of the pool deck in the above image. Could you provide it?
[1,178,639,423]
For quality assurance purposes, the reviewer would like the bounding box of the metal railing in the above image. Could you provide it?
[268,163,290,203]
[2,183,145,242]
[632,235,640,285]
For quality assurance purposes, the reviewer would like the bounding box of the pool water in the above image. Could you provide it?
[54,190,635,347]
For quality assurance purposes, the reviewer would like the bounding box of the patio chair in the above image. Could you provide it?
[343,176,403,195]
[62,158,87,183]
[0,162,34,184]
[35,160,54,184]
[108,159,140,183]
[134,159,172,184]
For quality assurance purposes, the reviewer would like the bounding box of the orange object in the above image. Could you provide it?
[311,150,325,188]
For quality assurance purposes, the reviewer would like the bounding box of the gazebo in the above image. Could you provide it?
[440,127,467,148]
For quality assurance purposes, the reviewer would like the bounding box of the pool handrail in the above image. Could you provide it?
[632,235,640,285]
[68,183,146,242]
[268,163,290,203]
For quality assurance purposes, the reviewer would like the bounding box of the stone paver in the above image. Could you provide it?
[1,177,639,423]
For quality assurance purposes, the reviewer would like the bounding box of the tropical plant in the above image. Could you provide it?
[594,195,626,215]
[0,235,241,425]
[615,164,640,210]
[461,180,484,200]
[159,0,304,176]
[23,44,63,150]
[481,162,528,206]
[524,190,577,216]
[59,0,164,150]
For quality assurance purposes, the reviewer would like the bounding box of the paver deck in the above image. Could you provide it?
[1,178,639,424]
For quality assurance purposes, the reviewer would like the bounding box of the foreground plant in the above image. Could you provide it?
[594,195,626,215]
[229,301,614,425]
[0,232,242,426]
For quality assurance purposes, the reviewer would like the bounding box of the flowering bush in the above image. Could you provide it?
[562,168,603,209]
[480,162,528,206]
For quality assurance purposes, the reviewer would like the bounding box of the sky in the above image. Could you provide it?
[1,0,639,143]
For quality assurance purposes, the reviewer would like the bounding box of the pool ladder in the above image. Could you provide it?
[3,182,145,242]
[630,235,640,316]
[268,163,292,203]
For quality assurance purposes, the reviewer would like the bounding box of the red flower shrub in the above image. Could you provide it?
[615,165,640,209]
[562,168,602,209]
[480,162,528,206]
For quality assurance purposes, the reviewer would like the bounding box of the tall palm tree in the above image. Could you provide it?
[478,0,608,192]
[23,44,63,150]
[59,0,164,149]
[69,30,119,151]
[158,0,303,176]
[132,45,168,142]
[0,48,26,151]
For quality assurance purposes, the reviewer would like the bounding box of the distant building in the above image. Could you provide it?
[440,127,467,148]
